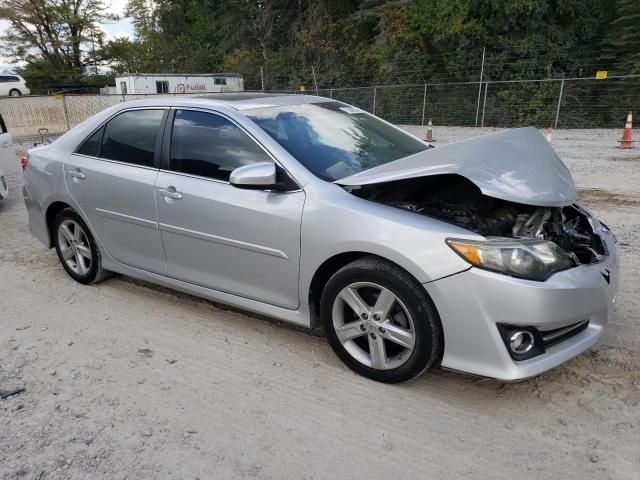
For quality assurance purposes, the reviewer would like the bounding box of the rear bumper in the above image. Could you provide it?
[23,184,50,246]
[424,233,619,380]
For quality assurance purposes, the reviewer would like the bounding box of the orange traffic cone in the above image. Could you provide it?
[617,112,634,149]
[545,127,553,143]
[425,118,435,142]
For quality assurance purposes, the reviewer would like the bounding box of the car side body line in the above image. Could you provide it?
[95,208,159,230]
[158,222,289,259]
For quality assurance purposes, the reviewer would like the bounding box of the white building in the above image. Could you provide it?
[113,73,244,95]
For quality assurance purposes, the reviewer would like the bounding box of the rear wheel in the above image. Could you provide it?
[9,89,21,97]
[321,257,442,383]
[53,209,110,284]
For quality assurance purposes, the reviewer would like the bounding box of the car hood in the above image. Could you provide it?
[335,127,577,207]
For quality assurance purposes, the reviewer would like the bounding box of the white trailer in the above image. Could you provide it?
[113,73,244,95]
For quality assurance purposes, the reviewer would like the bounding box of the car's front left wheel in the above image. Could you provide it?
[320,257,442,383]
[53,209,110,284]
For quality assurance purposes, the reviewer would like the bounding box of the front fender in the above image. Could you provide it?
[298,181,478,306]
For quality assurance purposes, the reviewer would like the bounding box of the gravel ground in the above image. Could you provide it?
[1,128,639,480]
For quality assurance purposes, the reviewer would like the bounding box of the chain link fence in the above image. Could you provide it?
[1,75,638,142]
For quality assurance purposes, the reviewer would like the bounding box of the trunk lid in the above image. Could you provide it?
[335,127,576,207]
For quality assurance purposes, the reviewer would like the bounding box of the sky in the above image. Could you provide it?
[0,0,135,71]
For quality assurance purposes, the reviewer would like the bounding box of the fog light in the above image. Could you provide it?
[509,331,534,354]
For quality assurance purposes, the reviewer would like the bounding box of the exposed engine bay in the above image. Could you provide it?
[346,175,606,265]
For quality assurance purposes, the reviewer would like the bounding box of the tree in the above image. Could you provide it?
[598,0,640,74]
[0,0,117,83]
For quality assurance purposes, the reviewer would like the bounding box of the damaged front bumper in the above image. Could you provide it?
[424,231,619,381]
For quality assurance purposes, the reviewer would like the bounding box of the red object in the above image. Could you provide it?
[618,112,634,149]
[20,156,28,170]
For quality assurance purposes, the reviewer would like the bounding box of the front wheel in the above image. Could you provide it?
[320,257,442,383]
[53,209,110,284]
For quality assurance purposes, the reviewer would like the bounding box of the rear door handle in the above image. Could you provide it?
[158,186,183,200]
[67,169,86,180]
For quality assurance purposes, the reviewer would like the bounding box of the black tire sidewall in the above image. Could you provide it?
[321,258,441,383]
[53,209,100,284]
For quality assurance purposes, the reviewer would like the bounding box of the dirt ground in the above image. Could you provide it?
[1,128,639,480]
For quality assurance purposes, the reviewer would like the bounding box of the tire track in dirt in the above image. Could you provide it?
[2,141,640,479]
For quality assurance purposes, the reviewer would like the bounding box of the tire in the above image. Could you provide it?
[53,208,111,284]
[321,257,442,383]
[9,89,22,97]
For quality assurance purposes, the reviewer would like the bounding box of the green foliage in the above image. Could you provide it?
[1,0,117,85]
[2,0,639,124]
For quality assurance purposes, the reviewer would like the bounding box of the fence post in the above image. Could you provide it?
[311,66,319,95]
[475,47,486,127]
[481,81,489,127]
[62,95,71,131]
[260,66,265,92]
[329,88,333,99]
[421,83,427,126]
[372,87,377,115]
[554,77,565,129]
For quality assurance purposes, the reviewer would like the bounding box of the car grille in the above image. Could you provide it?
[541,320,589,348]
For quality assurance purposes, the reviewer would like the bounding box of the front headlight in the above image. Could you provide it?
[446,238,576,281]
[598,221,617,244]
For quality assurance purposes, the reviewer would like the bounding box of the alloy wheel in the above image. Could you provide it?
[57,219,92,275]
[331,282,416,370]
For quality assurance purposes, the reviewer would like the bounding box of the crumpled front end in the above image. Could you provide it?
[339,126,619,379]
[344,170,619,380]
[424,222,619,380]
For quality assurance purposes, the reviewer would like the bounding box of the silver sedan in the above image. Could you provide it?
[22,94,619,383]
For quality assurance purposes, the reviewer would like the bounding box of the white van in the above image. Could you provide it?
[0,75,30,97]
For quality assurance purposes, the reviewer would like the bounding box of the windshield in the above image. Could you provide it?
[245,102,428,181]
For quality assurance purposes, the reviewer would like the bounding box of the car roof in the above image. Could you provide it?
[116,93,332,111]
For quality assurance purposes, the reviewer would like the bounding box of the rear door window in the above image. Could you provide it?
[99,110,165,167]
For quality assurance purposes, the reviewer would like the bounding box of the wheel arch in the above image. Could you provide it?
[307,251,431,329]
[45,201,73,247]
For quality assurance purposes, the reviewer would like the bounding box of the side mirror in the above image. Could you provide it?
[229,162,277,189]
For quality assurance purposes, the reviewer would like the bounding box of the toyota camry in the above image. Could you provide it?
[22,94,619,383]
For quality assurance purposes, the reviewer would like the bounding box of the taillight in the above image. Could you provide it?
[20,156,28,170]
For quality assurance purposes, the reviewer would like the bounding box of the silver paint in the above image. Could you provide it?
[336,127,577,207]
[229,161,277,187]
[22,94,619,381]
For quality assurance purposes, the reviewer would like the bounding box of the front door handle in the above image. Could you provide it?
[158,186,183,200]
[67,169,86,180]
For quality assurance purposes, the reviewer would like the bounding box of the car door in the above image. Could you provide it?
[155,108,305,309]
[0,77,8,96]
[64,108,168,274]
[0,114,18,175]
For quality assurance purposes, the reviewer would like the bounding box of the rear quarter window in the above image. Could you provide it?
[76,126,104,157]
[99,110,165,167]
